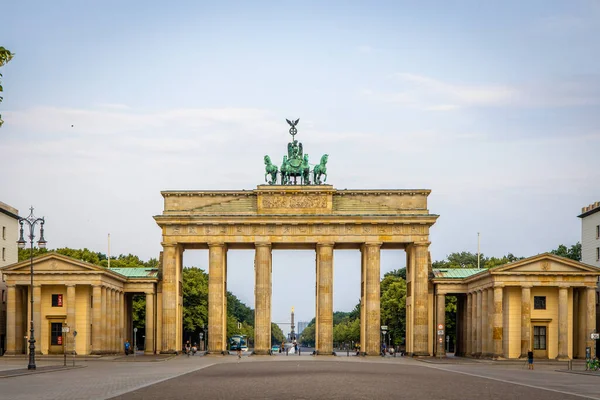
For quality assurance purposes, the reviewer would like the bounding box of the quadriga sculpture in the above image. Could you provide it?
[313,154,328,184]
[264,155,278,185]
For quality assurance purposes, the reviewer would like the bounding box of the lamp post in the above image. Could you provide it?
[17,207,47,370]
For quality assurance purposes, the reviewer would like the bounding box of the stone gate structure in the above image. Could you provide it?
[154,185,439,355]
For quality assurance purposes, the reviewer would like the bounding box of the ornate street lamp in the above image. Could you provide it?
[17,207,46,370]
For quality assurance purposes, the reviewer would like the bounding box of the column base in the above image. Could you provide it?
[556,355,570,361]
[144,351,155,355]
[253,349,271,355]
[492,354,505,360]
[481,353,492,358]
[412,351,430,357]
[160,350,178,354]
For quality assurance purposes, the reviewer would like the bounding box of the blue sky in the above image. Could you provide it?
[1,1,599,331]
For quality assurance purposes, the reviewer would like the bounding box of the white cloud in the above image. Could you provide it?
[363,73,600,110]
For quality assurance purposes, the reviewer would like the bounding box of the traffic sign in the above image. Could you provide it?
[438,337,443,343]
[62,327,70,333]
[591,333,599,340]
[381,325,388,331]
[134,327,138,333]
[437,330,444,335]
[437,324,444,330]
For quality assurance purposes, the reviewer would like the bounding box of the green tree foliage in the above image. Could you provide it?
[298,320,315,346]
[0,46,13,127]
[271,323,286,344]
[380,274,406,346]
[132,295,146,329]
[433,251,523,269]
[550,243,581,261]
[182,267,209,332]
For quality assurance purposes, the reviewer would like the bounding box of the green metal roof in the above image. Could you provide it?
[432,268,484,279]
[109,267,159,278]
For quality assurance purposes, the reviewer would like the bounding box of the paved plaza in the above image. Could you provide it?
[0,354,599,400]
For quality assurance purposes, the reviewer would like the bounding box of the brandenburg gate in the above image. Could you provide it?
[153,120,438,356]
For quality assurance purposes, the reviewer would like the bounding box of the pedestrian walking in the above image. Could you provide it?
[124,340,131,356]
[527,349,534,370]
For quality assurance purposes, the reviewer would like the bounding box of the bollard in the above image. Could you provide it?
[347,349,349,357]
[568,360,572,370]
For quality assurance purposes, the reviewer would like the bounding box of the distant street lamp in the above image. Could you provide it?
[17,207,47,370]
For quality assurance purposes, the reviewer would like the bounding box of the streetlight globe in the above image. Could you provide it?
[18,240,26,249]
[38,240,47,249]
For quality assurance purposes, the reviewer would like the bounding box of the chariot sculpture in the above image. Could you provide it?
[263,119,329,185]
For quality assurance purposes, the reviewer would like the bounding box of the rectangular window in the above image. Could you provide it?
[597,225,600,239]
[534,296,546,310]
[533,326,547,350]
[2,226,5,240]
[597,247,600,261]
[51,323,63,345]
[2,247,4,261]
[2,290,4,304]
[51,294,63,307]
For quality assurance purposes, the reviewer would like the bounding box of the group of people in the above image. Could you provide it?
[184,341,198,356]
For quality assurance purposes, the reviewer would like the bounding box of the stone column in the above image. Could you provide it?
[481,289,488,357]
[364,242,381,356]
[436,293,445,357]
[208,243,227,354]
[476,290,482,357]
[471,291,477,357]
[116,291,121,353]
[33,285,42,355]
[586,286,596,354]
[413,242,430,356]
[316,243,334,355]
[493,286,504,359]
[487,289,494,358]
[359,245,367,354]
[577,288,586,358]
[161,243,178,353]
[557,286,569,360]
[5,285,16,355]
[100,286,107,353]
[92,285,102,354]
[254,243,272,355]
[110,289,115,353]
[466,293,472,356]
[520,285,532,358]
[66,285,76,353]
[145,292,155,354]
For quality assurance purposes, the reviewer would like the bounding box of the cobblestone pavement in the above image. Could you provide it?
[110,359,593,400]
[0,355,599,400]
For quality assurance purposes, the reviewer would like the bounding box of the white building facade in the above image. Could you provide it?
[579,202,600,268]
[0,202,20,355]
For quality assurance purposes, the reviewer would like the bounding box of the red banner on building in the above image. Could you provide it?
[57,336,62,345]
[57,294,62,307]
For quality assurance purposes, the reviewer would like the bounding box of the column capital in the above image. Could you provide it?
[520,284,533,289]
[412,241,431,247]
[208,242,226,248]
[161,242,178,248]
[66,284,76,288]
[254,242,272,248]
[363,242,382,248]
[493,284,505,289]
[558,284,570,290]
[316,242,335,248]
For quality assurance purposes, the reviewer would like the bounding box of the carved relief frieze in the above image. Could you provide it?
[262,194,327,209]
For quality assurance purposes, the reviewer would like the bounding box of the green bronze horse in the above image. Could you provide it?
[313,154,328,184]
[264,155,278,185]
[280,155,290,185]
[301,154,311,185]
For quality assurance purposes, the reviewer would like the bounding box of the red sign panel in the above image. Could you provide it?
[57,336,62,345]
[57,294,63,307]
